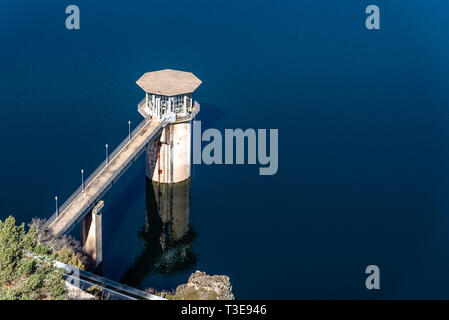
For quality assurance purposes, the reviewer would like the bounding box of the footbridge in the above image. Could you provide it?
[44,69,202,274]
[45,116,167,236]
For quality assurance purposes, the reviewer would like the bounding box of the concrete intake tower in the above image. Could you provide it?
[136,69,202,184]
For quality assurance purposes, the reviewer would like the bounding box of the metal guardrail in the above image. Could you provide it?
[138,97,151,117]
[65,275,136,300]
[57,261,165,300]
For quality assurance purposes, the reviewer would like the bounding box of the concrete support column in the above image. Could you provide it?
[146,121,191,184]
[152,94,155,114]
[81,201,103,268]
[156,98,161,119]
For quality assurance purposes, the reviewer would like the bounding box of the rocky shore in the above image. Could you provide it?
[149,271,235,300]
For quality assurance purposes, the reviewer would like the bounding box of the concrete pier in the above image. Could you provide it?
[81,201,103,268]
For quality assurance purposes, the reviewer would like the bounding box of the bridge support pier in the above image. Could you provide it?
[146,121,191,184]
[81,201,103,268]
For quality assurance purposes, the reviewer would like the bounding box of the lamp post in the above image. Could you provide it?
[128,121,131,141]
[55,196,59,217]
[106,144,109,164]
[81,169,85,190]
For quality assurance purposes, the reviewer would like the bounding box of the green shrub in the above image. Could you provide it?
[55,247,85,270]
[0,216,67,300]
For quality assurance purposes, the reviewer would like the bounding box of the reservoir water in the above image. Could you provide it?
[1,0,449,298]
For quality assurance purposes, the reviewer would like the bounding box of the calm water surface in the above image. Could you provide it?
[1,0,449,298]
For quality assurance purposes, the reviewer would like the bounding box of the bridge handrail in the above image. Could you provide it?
[46,100,199,229]
[46,116,158,227]
[59,135,162,232]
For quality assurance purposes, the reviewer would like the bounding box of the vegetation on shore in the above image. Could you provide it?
[1,215,234,301]
[0,216,66,299]
[29,218,88,270]
[0,216,88,300]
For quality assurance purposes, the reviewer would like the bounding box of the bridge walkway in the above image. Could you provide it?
[47,117,165,236]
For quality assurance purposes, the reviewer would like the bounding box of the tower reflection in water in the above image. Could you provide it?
[120,179,198,289]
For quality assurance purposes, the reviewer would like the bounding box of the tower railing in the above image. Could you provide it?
[174,100,200,122]
[138,97,151,117]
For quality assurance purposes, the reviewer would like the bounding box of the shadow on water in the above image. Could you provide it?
[104,166,146,238]
[119,178,199,289]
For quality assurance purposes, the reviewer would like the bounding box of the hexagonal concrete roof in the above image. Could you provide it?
[136,69,202,96]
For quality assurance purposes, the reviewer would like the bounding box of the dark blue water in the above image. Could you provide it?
[1,0,449,299]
